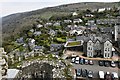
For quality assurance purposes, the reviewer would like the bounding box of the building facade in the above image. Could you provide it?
[85,39,112,58]
[87,40,94,57]
[103,40,112,58]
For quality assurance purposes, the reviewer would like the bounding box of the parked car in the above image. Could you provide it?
[99,71,104,79]
[111,72,118,79]
[82,69,87,77]
[104,61,110,67]
[85,59,89,65]
[88,70,93,78]
[105,72,112,80]
[99,60,104,66]
[89,60,94,65]
[118,62,120,68]
[111,61,116,67]
[71,57,75,63]
[75,56,80,64]
[76,69,82,76]
[80,58,84,64]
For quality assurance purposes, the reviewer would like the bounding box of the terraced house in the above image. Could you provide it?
[84,39,112,58]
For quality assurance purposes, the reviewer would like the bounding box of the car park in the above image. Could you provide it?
[89,60,94,65]
[104,61,110,67]
[88,70,93,78]
[99,60,104,66]
[85,59,89,65]
[82,69,87,77]
[110,61,116,67]
[76,69,82,76]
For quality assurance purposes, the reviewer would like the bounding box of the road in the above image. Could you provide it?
[72,60,120,79]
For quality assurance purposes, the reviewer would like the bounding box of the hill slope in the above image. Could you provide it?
[2,2,120,41]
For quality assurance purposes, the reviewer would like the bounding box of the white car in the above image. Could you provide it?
[111,61,116,67]
[99,71,104,79]
[75,56,80,64]
[111,72,118,79]
[71,57,75,63]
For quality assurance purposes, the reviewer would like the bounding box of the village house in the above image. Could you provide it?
[44,22,53,27]
[84,37,113,58]
[85,14,94,17]
[33,31,42,36]
[99,27,114,33]
[69,29,83,36]
[73,19,83,24]
[33,46,44,56]
[36,24,43,28]
[53,22,61,26]
[103,40,112,58]
[49,29,56,36]
[72,12,78,16]
[96,19,119,25]
[50,44,63,55]
[64,20,72,23]
[28,38,36,50]
[16,37,24,44]
[98,8,106,12]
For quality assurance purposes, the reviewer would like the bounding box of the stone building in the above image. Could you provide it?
[0,48,8,80]
[84,39,113,58]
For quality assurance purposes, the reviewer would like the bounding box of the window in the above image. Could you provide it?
[104,53,107,57]
[105,48,107,51]
[91,48,92,50]
[107,44,109,46]
[108,48,109,51]
[88,47,90,50]
[108,53,109,58]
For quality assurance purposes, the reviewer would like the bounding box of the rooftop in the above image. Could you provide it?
[64,41,83,47]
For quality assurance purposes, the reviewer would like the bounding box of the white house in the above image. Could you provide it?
[103,40,112,58]
[87,40,94,57]
[36,24,43,28]
[72,12,78,16]
[64,20,72,23]
[98,8,106,12]
[73,19,83,24]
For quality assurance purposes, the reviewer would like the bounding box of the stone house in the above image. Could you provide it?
[84,38,113,58]
[73,19,83,24]
[102,40,112,58]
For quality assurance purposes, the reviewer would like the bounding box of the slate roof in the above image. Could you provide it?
[100,27,114,33]
[33,46,43,50]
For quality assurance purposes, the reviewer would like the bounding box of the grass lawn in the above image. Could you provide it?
[67,41,81,46]
[57,38,66,42]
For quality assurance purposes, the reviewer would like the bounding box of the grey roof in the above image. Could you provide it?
[16,37,24,43]
[50,44,63,49]
[33,46,43,49]
[67,38,75,41]
[100,27,114,33]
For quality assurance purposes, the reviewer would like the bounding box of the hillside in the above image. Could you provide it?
[2,2,120,42]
